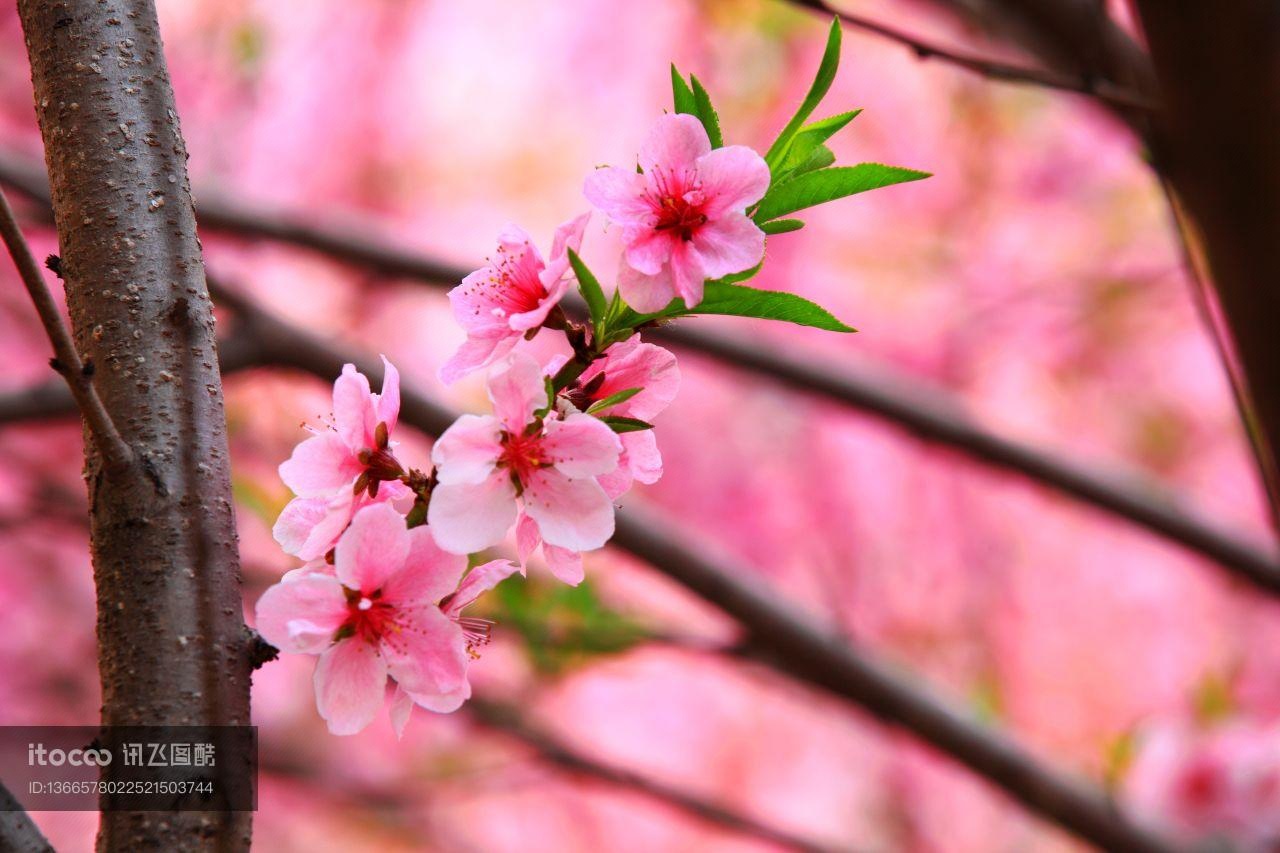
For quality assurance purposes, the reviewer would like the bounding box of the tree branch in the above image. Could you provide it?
[16,2,252,850]
[468,699,839,853]
[0,189,132,471]
[0,779,53,853]
[782,0,1156,112]
[206,280,1182,853]
[0,156,1275,594]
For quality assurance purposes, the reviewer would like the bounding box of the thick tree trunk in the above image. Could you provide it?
[1132,1,1280,530]
[16,2,252,850]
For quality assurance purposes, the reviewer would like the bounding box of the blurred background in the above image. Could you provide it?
[1,0,1278,850]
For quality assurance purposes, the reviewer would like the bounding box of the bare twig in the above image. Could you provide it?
[0,189,132,471]
[0,779,53,853]
[469,699,839,853]
[204,280,1182,853]
[783,0,1157,112]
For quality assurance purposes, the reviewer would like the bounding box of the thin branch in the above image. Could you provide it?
[783,0,1157,112]
[469,699,839,853]
[0,189,132,471]
[0,156,1275,594]
[206,280,1181,853]
[0,778,54,853]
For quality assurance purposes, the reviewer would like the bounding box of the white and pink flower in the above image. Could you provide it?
[440,214,590,384]
[273,358,411,561]
[584,113,770,312]
[256,503,517,735]
[427,353,622,570]
[552,336,679,499]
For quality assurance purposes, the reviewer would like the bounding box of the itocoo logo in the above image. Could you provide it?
[27,744,112,766]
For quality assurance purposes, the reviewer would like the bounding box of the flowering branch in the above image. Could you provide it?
[0,190,132,472]
[203,277,1182,852]
[2,167,1276,593]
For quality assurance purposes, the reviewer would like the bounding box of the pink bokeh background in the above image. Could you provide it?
[0,0,1277,850]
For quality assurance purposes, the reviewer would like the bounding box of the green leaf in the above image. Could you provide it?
[754,163,930,222]
[764,18,842,174]
[670,64,696,115]
[567,249,607,344]
[600,415,654,433]
[689,75,724,148]
[689,282,855,332]
[587,386,642,413]
[791,144,836,177]
[761,218,805,235]
[778,110,861,176]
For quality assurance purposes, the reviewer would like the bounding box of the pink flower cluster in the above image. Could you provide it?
[257,112,776,734]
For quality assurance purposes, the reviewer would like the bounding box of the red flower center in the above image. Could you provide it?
[339,588,396,644]
[654,195,707,242]
[498,430,547,484]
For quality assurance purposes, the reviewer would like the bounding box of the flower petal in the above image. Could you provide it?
[278,432,361,498]
[375,356,401,434]
[389,684,414,739]
[515,512,540,569]
[622,224,677,276]
[522,468,615,552]
[273,492,356,561]
[314,640,387,736]
[439,333,517,385]
[381,526,467,607]
[408,680,471,714]
[544,544,585,586]
[695,145,771,217]
[381,604,467,696]
[446,559,521,616]
[622,429,664,484]
[583,167,651,224]
[431,414,503,485]
[542,413,621,478]
[487,353,548,432]
[639,113,711,174]
[667,240,707,307]
[581,339,679,421]
[254,574,348,654]
[333,364,377,450]
[618,262,677,314]
[689,212,765,281]
[334,503,411,592]
[427,475,518,554]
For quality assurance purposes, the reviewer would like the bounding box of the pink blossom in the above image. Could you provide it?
[552,336,679,498]
[584,113,769,312]
[428,353,622,565]
[440,214,590,384]
[256,502,517,735]
[274,357,410,560]
[1124,718,1280,849]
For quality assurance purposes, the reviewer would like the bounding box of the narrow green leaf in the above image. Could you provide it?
[587,386,643,413]
[670,64,696,115]
[778,110,861,176]
[754,163,930,222]
[689,75,724,148]
[600,415,654,433]
[764,18,842,173]
[791,144,836,177]
[687,282,856,332]
[567,249,607,344]
[761,218,805,235]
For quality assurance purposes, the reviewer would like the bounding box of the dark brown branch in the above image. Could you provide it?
[783,0,1157,112]
[0,156,1275,595]
[469,699,839,853]
[16,2,252,850]
[210,281,1181,853]
[0,779,53,853]
[0,189,132,471]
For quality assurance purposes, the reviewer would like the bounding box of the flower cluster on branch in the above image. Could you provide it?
[254,20,927,735]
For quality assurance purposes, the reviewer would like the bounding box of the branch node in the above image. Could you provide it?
[247,631,279,671]
[44,252,61,277]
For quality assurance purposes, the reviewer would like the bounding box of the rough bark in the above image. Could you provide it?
[16,2,252,850]
[0,780,54,853]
